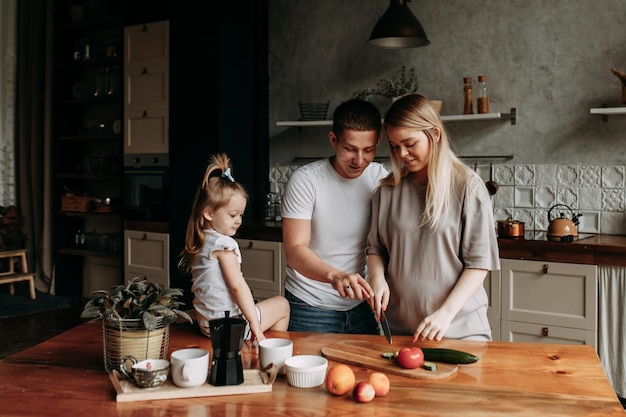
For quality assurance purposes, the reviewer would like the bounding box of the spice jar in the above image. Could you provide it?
[463,77,473,114]
[477,75,489,114]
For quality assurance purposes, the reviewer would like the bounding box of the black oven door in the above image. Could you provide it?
[123,166,170,222]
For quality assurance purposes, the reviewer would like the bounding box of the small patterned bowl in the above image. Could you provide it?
[284,355,328,388]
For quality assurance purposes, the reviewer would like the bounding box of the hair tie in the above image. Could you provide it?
[221,167,235,182]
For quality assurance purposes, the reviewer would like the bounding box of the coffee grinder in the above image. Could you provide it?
[209,311,245,386]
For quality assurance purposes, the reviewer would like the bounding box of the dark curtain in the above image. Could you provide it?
[15,0,54,293]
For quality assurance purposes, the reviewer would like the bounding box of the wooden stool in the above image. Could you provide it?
[0,249,36,299]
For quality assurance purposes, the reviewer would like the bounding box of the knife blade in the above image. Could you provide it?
[380,311,392,345]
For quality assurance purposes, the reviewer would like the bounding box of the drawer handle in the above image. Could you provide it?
[542,264,549,274]
[142,233,147,240]
[247,241,253,249]
[142,67,147,75]
[542,327,549,337]
[142,110,148,118]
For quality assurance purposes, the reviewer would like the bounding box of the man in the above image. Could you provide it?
[281,98,388,334]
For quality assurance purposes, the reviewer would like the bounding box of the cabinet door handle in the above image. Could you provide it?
[142,233,147,240]
[542,327,549,336]
[142,24,148,32]
[142,67,147,75]
[542,264,549,274]
[247,241,253,249]
[142,110,147,118]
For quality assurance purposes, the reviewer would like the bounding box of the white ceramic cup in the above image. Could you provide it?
[170,348,209,388]
[259,338,293,374]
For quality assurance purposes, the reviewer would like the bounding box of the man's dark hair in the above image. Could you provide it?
[332,99,382,138]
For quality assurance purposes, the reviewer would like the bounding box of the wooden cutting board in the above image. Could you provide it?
[321,340,458,380]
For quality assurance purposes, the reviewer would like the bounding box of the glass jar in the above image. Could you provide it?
[477,75,489,114]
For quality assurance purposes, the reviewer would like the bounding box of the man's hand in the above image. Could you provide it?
[330,273,373,300]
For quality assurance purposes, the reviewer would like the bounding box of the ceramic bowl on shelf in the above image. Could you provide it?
[430,100,443,112]
[284,355,328,388]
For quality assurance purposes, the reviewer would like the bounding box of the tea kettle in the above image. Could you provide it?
[547,204,582,242]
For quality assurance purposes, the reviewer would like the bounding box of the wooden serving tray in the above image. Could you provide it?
[109,368,276,403]
[321,340,458,380]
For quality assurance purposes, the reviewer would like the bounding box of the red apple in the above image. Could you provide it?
[396,347,424,369]
[352,381,376,403]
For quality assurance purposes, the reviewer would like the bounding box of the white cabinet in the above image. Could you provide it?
[236,239,285,301]
[124,230,170,289]
[500,259,597,347]
[123,20,169,155]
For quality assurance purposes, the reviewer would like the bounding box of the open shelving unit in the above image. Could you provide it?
[52,1,124,297]
[276,108,517,127]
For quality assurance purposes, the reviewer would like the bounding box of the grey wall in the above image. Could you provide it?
[268,0,626,167]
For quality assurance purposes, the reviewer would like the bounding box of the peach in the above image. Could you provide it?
[352,381,376,403]
[325,364,356,396]
[368,372,390,397]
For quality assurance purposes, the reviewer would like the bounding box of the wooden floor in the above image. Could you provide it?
[0,299,85,359]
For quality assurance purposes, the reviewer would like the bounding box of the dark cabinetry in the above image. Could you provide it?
[52,1,124,297]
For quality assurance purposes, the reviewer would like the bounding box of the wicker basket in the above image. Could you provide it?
[61,195,95,212]
[298,101,329,121]
[103,316,170,373]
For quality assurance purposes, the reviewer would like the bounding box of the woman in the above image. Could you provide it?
[367,94,499,341]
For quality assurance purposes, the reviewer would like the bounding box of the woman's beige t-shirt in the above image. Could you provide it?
[367,171,500,340]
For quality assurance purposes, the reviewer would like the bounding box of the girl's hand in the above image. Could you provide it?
[413,309,454,342]
[250,326,265,342]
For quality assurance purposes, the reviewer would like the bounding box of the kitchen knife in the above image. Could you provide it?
[380,311,392,345]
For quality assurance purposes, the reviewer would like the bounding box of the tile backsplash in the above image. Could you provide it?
[269,163,626,236]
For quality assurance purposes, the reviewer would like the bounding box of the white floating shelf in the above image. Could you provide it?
[589,107,626,115]
[276,120,333,127]
[277,108,516,127]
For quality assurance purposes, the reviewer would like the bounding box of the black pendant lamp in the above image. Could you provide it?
[369,0,430,49]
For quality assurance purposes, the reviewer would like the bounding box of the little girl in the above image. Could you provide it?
[179,153,289,342]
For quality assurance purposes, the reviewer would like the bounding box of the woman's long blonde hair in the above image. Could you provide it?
[178,153,248,275]
[382,94,471,231]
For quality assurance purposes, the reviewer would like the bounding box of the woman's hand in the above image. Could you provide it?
[413,310,454,342]
[367,273,390,322]
[366,255,390,321]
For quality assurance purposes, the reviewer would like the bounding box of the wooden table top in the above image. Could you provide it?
[1,321,623,416]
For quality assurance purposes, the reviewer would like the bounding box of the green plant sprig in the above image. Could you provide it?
[353,66,419,99]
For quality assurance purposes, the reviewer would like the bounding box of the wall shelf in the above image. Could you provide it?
[590,106,626,122]
[277,108,517,127]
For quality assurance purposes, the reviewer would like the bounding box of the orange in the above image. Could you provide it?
[325,364,356,396]
[368,372,390,397]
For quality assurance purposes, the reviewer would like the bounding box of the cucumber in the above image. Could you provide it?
[423,361,438,371]
[421,348,478,364]
[381,351,395,359]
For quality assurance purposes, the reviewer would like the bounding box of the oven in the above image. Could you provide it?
[123,154,170,222]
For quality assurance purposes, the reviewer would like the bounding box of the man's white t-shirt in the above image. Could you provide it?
[281,158,388,311]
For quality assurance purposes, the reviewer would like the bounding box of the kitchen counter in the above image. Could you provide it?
[237,221,626,267]
[1,321,623,416]
[237,220,283,242]
[498,234,626,267]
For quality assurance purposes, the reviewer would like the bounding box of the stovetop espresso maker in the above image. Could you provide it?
[208,311,245,386]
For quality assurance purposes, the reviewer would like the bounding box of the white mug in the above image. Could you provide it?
[170,348,209,388]
[259,338,293,374]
